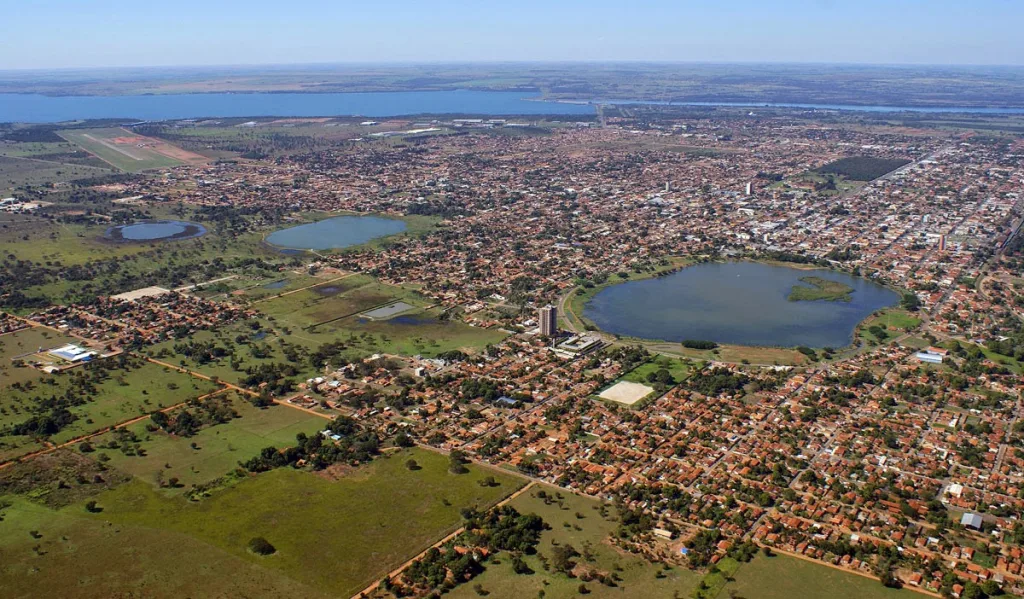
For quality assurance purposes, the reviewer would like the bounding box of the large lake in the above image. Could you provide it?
[265,215,407,250]
[583,262,899,348]
[0,91,595,123]
[589,100,1024,114]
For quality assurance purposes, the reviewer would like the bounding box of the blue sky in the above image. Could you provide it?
[4,0,1022,69]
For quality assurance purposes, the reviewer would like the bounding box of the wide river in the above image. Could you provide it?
[583,262,899,348]
[0,91,595,123]
[265,215,407,251]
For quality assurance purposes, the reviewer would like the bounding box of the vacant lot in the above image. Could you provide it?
[58,128,206,172]
[445,484,701,599]
[89,448,523,596]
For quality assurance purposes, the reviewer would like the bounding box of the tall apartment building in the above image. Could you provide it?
[539,305,557,336]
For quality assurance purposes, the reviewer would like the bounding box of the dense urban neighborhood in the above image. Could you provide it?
[1,102,1023,599]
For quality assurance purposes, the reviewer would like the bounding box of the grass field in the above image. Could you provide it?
[646,341,809,366]
[86,448,522,596]
[58,128,205,173]
[445,483,701,599]
[146,322,315,387]
[0,154,112,196]
[256,275,507,357]
[92,398,326,492]
[0,357,219,461]
[0,496,329,599]
[0,326,77,386]
[858,308,922,344]
[621,355,691,386]
[0,212,257,270]
[721,552,918,599]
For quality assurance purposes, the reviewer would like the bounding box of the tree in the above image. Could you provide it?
[901,292,921,311]
[248,537,276,555]
[551,544,579,574]
[406,458,420,471]
[449,449,469,474]
[84,500,101,513]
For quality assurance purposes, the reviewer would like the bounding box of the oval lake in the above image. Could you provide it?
[265,215,408,250]
[583,261,900,348]
[106,220,206,242]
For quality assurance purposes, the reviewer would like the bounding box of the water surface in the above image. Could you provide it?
[583,262,899,348]
[0,91,595,123]
[265,215,407,250]
[589,99,1024,114]
[106,220,206,242]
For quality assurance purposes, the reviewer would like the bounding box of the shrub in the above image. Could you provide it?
[248,537,276,555]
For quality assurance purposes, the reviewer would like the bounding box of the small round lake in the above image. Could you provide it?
[265,215,407,251]
[583,262,900,348]
[106,220,206,242]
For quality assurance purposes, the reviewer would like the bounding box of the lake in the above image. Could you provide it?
[0,91,595,123]
[583,262,899,348]
[589,99,1024,114]
[106,220,206,242]
[265,215,407,250]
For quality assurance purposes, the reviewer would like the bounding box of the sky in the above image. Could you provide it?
[3,0,1023,70]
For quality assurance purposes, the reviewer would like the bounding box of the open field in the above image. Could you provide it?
[257,275,507,357]
[87,448,523,597]
[58,127,206,172]
[0,496,328,599]
[92,398,326,492]
[145,321,317,387]
[257,274,404,327]
[445,483,701,599]
[0,357,219,461]
[646,340,810,366]
[0,326,77,385]
[721,552,918,599]
[0,139,112,168]
[0,154,111,195]
[0,212,277,271]
[857,308,922,344]
[598,380,654,405]
[621,355,691,386]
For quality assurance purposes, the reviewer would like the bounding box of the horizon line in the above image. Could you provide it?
[2,59,1024,74]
